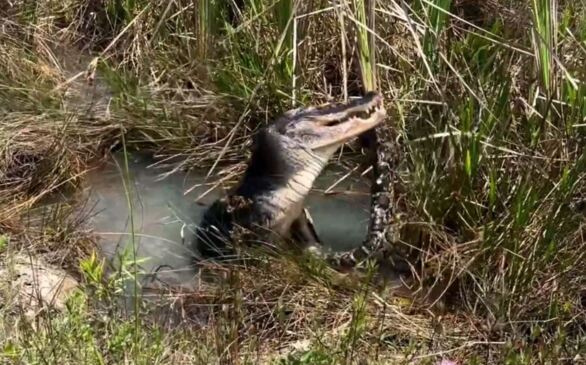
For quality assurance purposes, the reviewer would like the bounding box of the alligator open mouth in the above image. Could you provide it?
[309,91,384,123]
[303,91,386,149]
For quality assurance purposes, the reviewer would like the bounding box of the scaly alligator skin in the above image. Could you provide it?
[193,92,386,261]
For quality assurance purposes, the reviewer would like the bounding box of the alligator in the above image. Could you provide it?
[192,92,386,262]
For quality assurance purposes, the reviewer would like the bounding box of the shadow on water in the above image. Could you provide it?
[80,151,372,292]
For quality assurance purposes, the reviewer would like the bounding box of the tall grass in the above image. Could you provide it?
[531,0,557,95]
[0,0,585,363]
[352,0,377,91]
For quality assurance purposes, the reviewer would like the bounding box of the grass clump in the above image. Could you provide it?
[1,0,585,364]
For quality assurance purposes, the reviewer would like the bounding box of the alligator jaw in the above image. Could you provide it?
[307,91,385,124]
[274,91,387,152]
[307,105,386,150]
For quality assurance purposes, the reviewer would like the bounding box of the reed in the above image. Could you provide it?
[352,0,377,91]
[0,0,584,363]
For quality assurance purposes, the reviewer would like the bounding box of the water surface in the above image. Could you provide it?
[81,152,372,289]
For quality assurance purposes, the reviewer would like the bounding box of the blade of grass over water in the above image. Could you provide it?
[117,132,141,360]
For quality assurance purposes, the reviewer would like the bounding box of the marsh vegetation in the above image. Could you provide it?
[0,0,584,364]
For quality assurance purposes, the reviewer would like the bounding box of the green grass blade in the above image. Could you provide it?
[531,0,558,95]
[352,0,376,91]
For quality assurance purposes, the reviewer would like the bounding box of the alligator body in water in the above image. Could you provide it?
[193,92,386,261]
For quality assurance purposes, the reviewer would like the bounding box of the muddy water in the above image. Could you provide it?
[81,152,371,289]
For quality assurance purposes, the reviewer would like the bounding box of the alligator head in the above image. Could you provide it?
[270,91,386,157]
[238,91,385,192]
[195,91,386,259]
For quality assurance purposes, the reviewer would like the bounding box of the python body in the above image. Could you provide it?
[193,92,386,264]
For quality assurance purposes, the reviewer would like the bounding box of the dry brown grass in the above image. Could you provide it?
[134,253,475,363]
[0,0,585,363]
